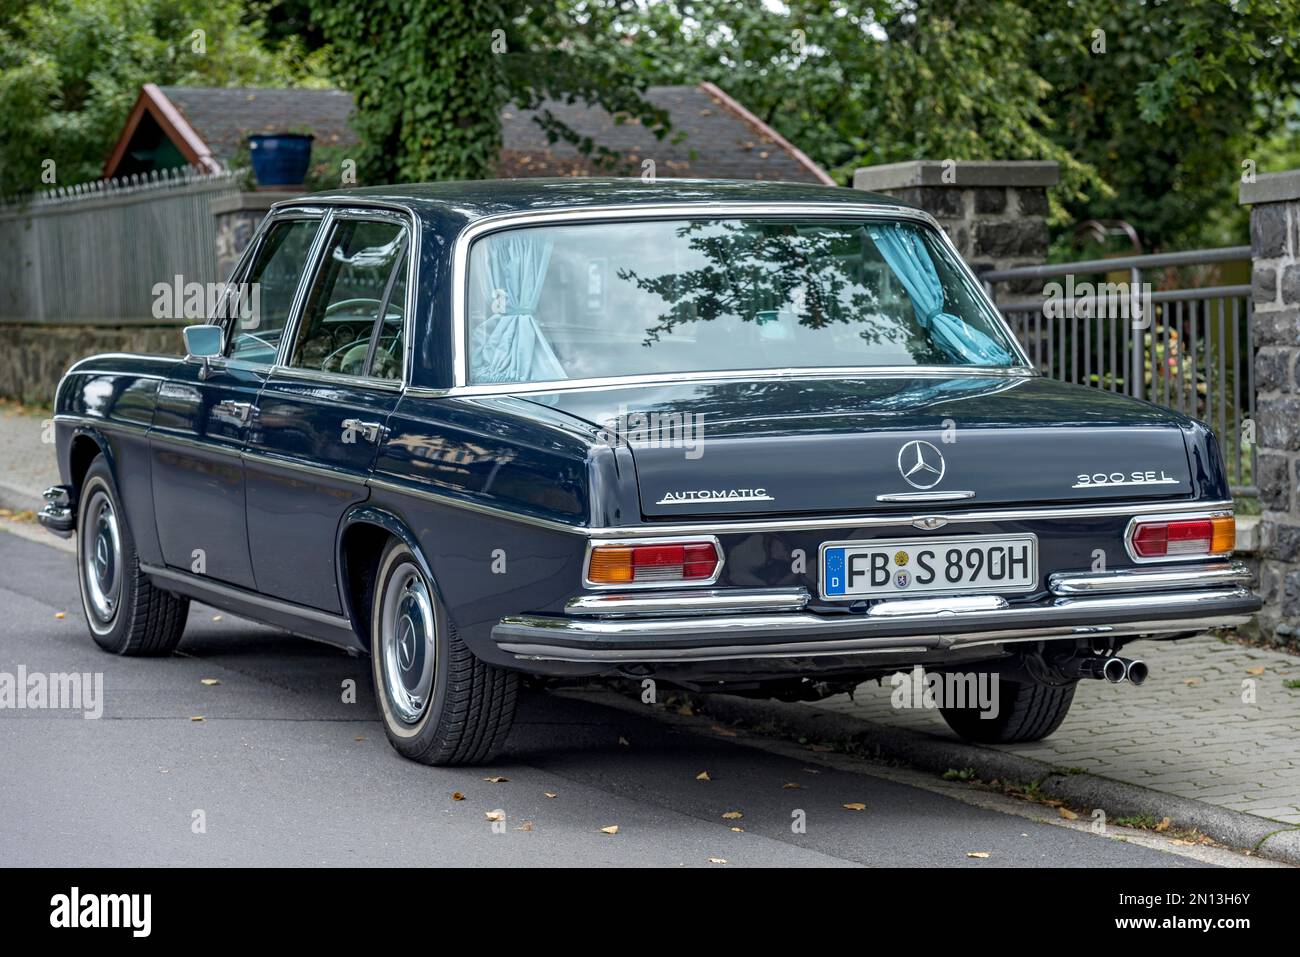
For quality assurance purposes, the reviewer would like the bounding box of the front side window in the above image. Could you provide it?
[465,217,1022,385]
[226,218,320,364]
[289,219,408,378]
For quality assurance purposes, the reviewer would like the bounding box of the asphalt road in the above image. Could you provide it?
[0,526,1240,868]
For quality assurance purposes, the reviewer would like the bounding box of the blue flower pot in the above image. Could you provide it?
[248,133,314,187]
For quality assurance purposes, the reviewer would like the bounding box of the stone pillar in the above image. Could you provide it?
[1240,170,1300,649]
[211,192,301,279]
[852,160,1058,284]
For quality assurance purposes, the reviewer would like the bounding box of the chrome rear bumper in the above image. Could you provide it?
[492,562,1258,665]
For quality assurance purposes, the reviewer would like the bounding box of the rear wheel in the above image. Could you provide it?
[370,539,518,765]
[939,675,1077,744]
[76,455,189,656]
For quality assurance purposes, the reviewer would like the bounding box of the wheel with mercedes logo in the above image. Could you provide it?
[76,454,189,655]
[370,538,519,765]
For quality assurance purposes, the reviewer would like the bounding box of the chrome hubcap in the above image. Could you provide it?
[380,565,436,724]
[81,491,121,623]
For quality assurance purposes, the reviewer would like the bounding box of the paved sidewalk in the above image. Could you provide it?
[813,636,1300,824]
[0,401,57,513]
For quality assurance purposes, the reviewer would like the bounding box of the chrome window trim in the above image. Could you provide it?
[1123,508,1235,564]
[581,535,725,590]
[450,202,1035,392]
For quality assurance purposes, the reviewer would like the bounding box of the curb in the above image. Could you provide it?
[692,693,1300,867]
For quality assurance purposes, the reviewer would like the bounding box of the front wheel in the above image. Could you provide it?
[370,539,519,765]
[76,455,189,655]
[939,675,1077,744]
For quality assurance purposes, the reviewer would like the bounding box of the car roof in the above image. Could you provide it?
[282,177,919,227]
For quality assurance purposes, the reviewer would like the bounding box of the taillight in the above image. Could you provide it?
[586,540,722,586]
[1129,515,1235,559]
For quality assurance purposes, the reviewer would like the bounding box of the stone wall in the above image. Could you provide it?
[852,160,1058,285]
[1241,170,1300,649]
[0,324,182,406]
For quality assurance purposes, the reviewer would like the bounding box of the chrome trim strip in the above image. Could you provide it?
[450,202,1035,391]
[147,430,243,459]
[1049,560,1252,596]
[867,595,1008,617]
[876,490,976,503]
[52,413,152,438]
[367,475,586,535]
[494,587,1257,663]
[141,563,353,629]
[240,448,370,486]
[591,498,1236,538]
[581,536,724,590]
[566,587,808,617]
[1123,508,1236,564]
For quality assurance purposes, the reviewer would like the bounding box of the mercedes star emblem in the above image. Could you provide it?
[897,440,946,489]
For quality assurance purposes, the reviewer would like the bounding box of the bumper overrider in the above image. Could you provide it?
[492,561,1260,665]
[37,485,75,537]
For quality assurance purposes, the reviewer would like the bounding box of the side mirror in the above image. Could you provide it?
[183,324,223,359]
[183,324,223,380]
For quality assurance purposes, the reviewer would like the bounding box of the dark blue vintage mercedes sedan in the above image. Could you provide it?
[39,179,1260,764]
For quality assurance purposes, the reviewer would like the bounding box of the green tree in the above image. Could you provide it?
[0,0,325,197]
[308,0,671,184]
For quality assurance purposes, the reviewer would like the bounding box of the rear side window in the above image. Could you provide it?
[289,219,408,379]
[226,218,320,364]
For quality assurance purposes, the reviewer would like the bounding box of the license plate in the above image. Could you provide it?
[820,534,1038,600]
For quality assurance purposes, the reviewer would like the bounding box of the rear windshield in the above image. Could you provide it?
[465,217,1024,385]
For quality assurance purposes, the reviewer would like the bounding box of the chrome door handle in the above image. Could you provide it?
[342,418,384,443]
[213,400,252,423]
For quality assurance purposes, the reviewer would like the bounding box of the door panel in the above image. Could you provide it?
[149,215,324,588]
[243,214,410,612]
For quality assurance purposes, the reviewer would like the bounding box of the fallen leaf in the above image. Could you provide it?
[1171,839,1195,846]
[783,782,802,790]
[676,705,695,716]
[1058,807,1079,820]
[212,615,223,622]
[485,810,505,823]
[730,827,744,833]
[708,857,727,864]
[1155,817,1172,832]
[842,802,867,812]
[200,678,220,686]
[54,612,65,619]
[544,792,557,799]
[1246,666,1266,676]
[354,736,364,742]
[451,792,465,801]
[696,771,711,781]
[618,736,630,747]
[600,825,619,835]
[483,776,508,783]
[189,716,204,722]
[710,725,738,738]
[967,852,990,859]
[1184,677,1202,686]
[515,821,534,832]
[722,811,743,820]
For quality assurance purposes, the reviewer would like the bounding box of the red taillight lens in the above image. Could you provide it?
[1130,516,1234,559]
[587,541,721,585]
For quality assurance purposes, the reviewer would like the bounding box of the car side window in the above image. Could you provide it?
[225,218,320,364]
[288,219,408,379]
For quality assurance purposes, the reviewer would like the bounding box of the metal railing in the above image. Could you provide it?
[982,247,1255,496]
[0,166,243,324]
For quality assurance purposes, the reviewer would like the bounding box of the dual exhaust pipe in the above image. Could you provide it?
[1057,654,1148,686]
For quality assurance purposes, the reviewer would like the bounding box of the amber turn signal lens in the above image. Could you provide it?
[1130,515,1234,559]
[586,541,721,585]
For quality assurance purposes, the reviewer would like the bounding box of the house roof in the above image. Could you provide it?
[104,83,833,185]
